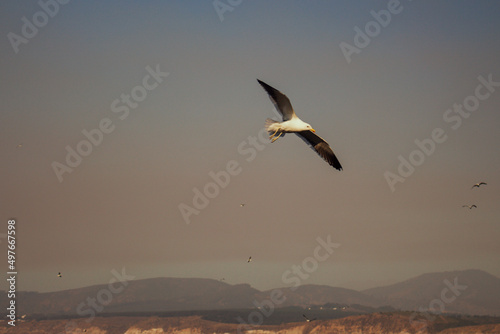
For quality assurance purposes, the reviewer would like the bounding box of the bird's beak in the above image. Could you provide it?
[311,129,316,133]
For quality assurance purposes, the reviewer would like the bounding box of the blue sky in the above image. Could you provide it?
[1,1,499,293]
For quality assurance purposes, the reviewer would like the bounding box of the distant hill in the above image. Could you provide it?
[13,277,260,315]
[3,269,499,317]
[362,269,500,316]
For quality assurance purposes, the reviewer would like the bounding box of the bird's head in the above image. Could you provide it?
[304,123,315,132]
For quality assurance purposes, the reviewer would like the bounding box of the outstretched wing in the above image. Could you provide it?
[257,79,296,121]
[296,130,342,170]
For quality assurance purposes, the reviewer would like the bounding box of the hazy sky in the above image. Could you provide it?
[1,1,499,294]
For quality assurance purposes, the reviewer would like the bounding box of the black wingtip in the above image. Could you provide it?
[336,160,343,171]
[332,164,343,171]
[256,79,279,98]
[257,79,268,88]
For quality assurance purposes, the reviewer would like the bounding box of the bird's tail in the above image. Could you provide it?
[265,118,283,136]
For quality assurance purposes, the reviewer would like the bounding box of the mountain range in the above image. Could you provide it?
[4,269,500,317]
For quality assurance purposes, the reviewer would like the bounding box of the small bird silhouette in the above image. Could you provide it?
[240,204,245,207]
[471,182,487,189]
[462,205,477,209]
[57,272,62,278]
[303,314,316,322]
[247,256,252,263]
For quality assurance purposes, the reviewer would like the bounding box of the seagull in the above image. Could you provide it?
[57,272,62,278]
[257,79,343,170]
[303,314,316,322]
[471,182,487,189]
[247,256,252,263]
[240,204,245,207]
[462,205,477,209]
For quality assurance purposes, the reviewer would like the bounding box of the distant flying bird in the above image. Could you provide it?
[57,272,62,278]
[257,79,342,170]
[16,143,23,148]
[247,256,252,263]
[240,204,245,207]
[303,314,316,322]
[462,205,477,209]
[471,182,487,189]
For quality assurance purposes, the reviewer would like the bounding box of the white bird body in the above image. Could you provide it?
[266,117,314,133]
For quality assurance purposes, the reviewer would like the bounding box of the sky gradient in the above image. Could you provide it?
[1,0,499,293]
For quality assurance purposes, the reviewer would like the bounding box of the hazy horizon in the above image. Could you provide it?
[1,1,499,295]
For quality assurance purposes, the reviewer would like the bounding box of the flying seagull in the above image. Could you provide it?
[257,79,343,170]
[462,205,477,209]
[303,314,317,322]
[471,182,487,189]
[247,256,252,263]
[57,272,62,278]
[240,203,245,207]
